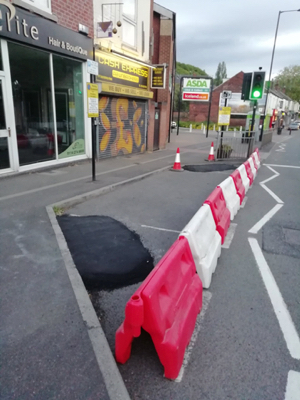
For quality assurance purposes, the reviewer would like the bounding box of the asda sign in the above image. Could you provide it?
[182,78,211,102]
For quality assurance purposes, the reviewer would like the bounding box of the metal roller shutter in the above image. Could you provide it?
[98,95,147,159]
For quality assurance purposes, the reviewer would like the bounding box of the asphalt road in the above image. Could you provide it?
[67,132,300,399]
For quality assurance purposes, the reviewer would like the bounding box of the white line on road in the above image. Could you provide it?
[260,183,284,204]
[175,291,212,382]
[222,223,237,249]
[264,164,300,169]
[248,238,300,360]
[141,225,180,234]
[248,204,283,234]
[285,370,300,400]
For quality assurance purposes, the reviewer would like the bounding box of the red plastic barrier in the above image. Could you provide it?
[254,147,260,161]
[230,169,245,205]
[115,237,203,380]
[244,160,254,185]
[251,153,258,170]
[204,187,231,244]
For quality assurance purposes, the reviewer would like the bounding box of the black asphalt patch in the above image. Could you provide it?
[57,215,154,290]
[184,164,239,173]
[262,223,300,259]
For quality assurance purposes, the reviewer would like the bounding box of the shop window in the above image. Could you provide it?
[52,55,85,159]
[0,80,9,169]
[0,45,3,71]
[8,42,55,166]
[122,0,137,48]
[21,0,51,14]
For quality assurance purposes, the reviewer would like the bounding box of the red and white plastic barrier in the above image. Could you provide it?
[180,204,221,288]
[115,237,202,380]
[218,176,241,220]
[248,157,257,180]
[237,164,250,193]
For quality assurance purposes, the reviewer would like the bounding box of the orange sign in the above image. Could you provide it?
[183,93,209,101]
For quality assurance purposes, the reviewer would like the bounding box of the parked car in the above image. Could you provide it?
[171,121,177,129]
[288,122,299,130]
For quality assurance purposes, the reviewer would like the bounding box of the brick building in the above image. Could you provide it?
[189,71,247,127]
[148,3,176,151]
[0,0,94,175]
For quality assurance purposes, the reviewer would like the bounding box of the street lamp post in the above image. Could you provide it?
[260,9,300,141]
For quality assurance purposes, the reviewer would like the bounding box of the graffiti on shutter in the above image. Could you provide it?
[98,96,147,158]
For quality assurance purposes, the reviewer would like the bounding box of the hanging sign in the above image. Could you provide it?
[151,65,166,89]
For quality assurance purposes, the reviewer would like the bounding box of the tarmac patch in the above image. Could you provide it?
[57,215,154,290]
[184,164,238,173]
[262,223,300,259]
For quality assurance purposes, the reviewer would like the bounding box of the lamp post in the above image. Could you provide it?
[260,9,300,141]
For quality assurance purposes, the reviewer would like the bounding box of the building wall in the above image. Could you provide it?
[93,0,151,62]
[52,0,93,36]
[189,71,244,127]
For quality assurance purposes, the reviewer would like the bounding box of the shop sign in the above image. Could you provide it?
[87,83,99,118]
[218,107,231,126]
[151,65,166,89]
[182,78,211,102]
[101,82,153,99]
[95,50,149,90]
[0,1,93,60]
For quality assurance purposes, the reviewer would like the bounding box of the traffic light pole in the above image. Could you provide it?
[248,100,257,157]
[219,97,227,157]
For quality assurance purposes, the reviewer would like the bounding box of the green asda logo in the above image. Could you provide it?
[185,79,208,88]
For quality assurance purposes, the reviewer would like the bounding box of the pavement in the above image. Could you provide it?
[0,128,298,399]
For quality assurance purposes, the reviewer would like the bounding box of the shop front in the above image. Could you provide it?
[95,49,153,159]
[0,1,93,174]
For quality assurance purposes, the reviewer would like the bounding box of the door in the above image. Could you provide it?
[0,77,13,171]
[153,108,160,151]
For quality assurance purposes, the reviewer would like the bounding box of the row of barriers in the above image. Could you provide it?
[115,148,261,380]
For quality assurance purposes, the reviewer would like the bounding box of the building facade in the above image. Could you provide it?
[0,0,94,175]
[93,0,176,159]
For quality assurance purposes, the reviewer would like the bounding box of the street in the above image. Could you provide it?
[0,130,299,399]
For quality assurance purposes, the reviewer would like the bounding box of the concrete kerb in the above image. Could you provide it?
[46,206,131,400]
[46,165,173,400]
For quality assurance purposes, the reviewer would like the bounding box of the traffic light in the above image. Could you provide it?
[241,72,252,100]
[250,71,265,100]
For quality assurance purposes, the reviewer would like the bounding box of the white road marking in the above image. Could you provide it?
[240,196,248,208]
[222,223,237,249]
[260,183,284,204]
[175,291,212,382]
[248,204,283,234]
[141,225,180,234]
[264,164,300,169]
[285,370,300,400]
[276,144,286,152]
[248,238,300,360]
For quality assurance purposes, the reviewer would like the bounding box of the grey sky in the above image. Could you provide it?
[157,0,300,79]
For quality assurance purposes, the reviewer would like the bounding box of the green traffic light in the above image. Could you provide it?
[253,90,261,98]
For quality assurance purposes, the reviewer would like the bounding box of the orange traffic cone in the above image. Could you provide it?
[207,142,215,161]
[171,148,184,171]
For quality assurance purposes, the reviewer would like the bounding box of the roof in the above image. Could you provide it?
[154,3,175,19]
[269,88,292,102]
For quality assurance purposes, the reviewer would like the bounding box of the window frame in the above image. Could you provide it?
[19,0,52,15]
[122,0,137,50]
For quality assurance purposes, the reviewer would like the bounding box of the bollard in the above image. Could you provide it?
[240,126,242,132]
[203,126,206,134]
[226,125,229,131]
[189,124,192,132]
[213,124,215,131]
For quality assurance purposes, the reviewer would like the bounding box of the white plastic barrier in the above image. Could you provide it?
[252,152,261,169]
[218,176,240,220]
[180,204,221,288]
[248,157,257,180]
[237,164,250,193]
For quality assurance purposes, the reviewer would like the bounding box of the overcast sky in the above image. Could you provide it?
[157,0,300,80]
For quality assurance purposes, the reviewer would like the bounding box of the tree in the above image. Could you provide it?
[274,65,300,101]
[214,61,227,86]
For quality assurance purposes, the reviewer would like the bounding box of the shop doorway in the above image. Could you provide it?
[153,108,160,151]
[0,77,14,172]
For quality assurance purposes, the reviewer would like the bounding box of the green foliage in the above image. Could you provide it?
[53,205,64,216]
[173,83,189,112]
[176,62,207,77]
[274,65,300,101]
[214,61,227,86]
